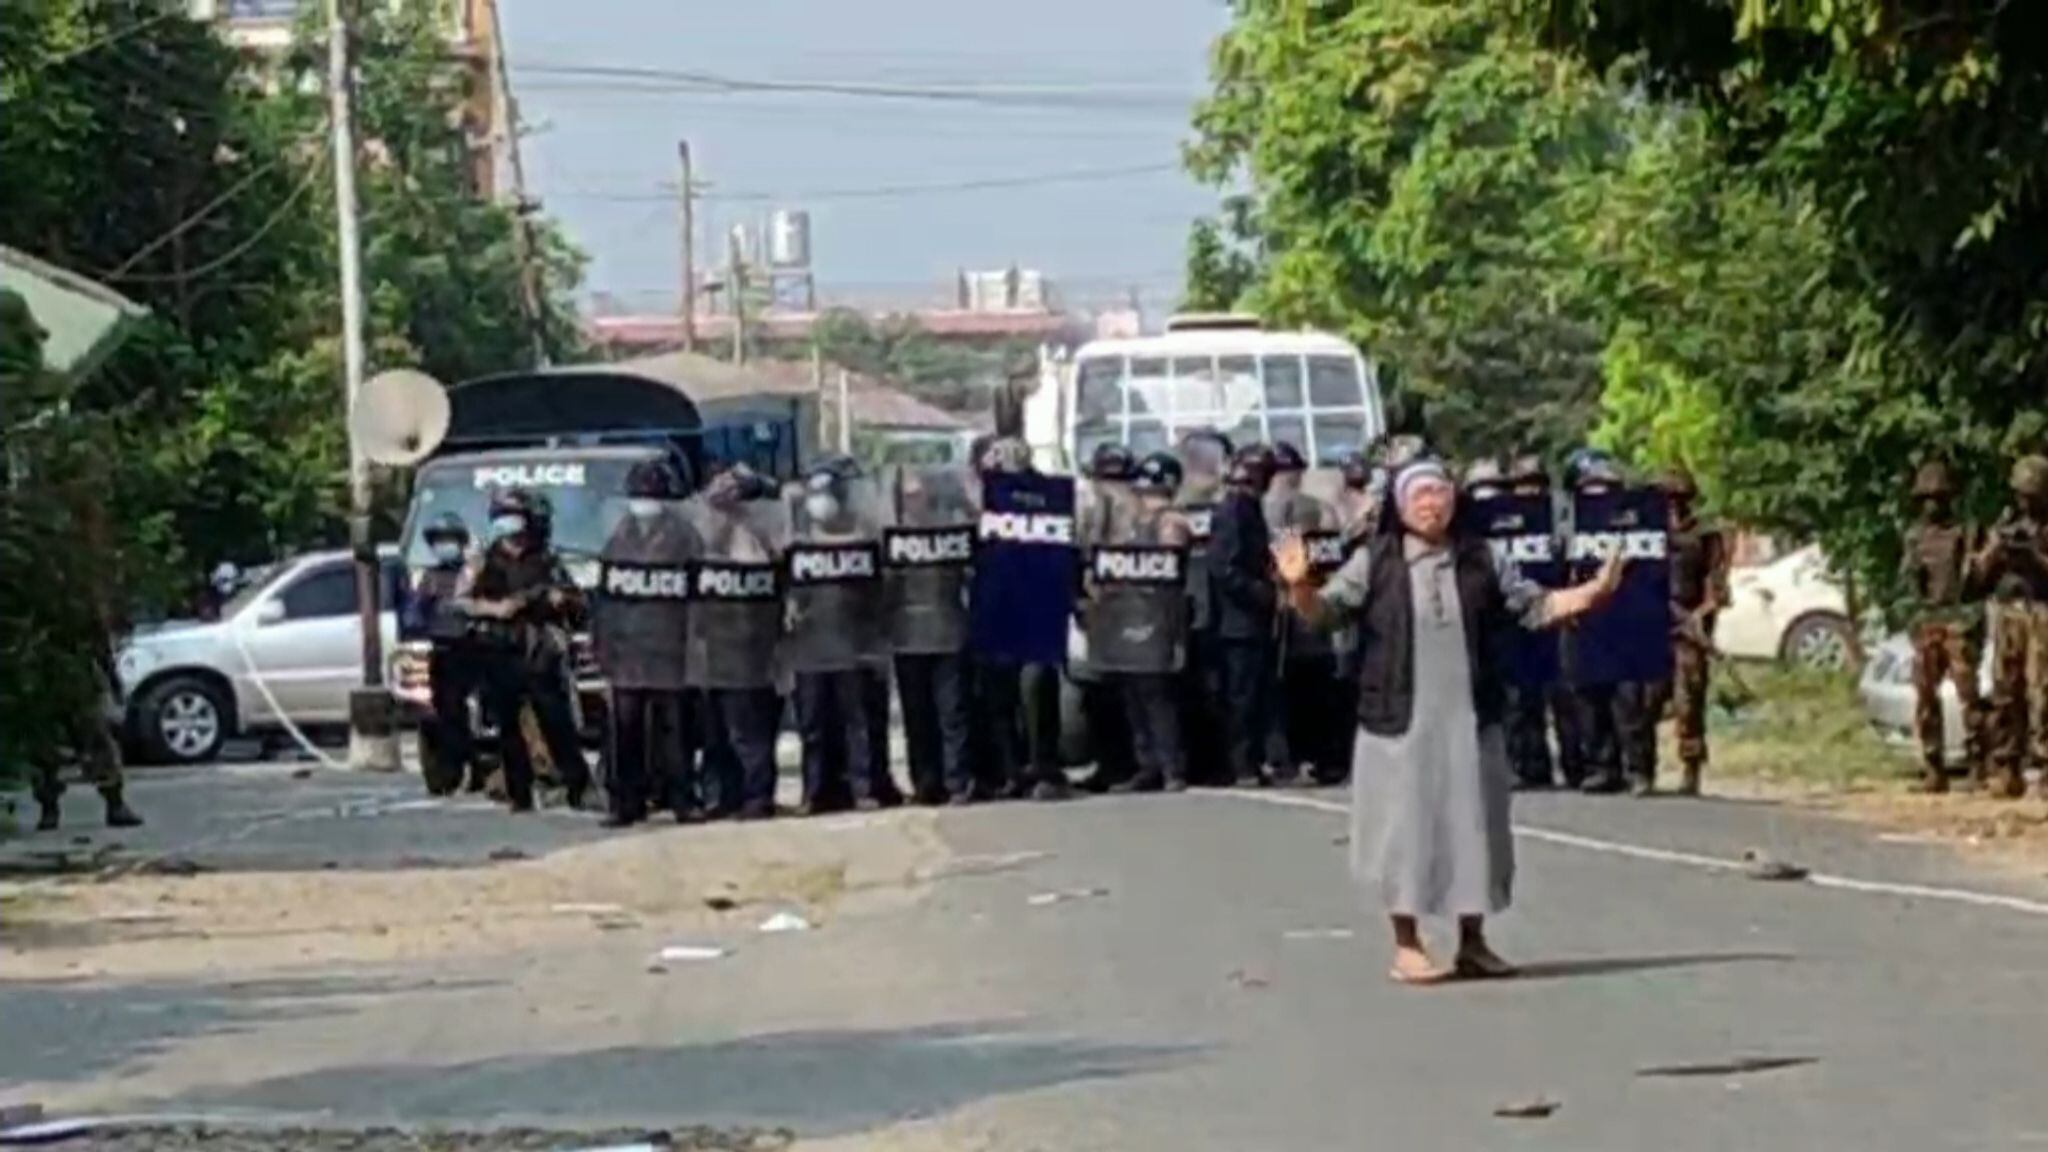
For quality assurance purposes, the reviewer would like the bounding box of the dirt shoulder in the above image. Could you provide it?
[0,809,948,983]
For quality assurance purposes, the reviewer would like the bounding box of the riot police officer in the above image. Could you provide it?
[1211,442,1279,787]
[1263,441,1347,785]
[785,459,898,814]
[1560,449,1629,794]
[1075,441,1140,793]
[1101,451,1196,790]
[407,512,482,796]
[971,435,1070,801]
[1500,454,1580,789]
[1175,428,1234,784]
[682,463,789,820]
[594,460,700,826]
[884,461,980,804]
[461,487,592,813]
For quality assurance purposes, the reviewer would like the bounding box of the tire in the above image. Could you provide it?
[132,674,231,765]
[1780,612,1856,672]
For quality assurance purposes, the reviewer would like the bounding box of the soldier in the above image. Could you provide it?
[1094,451,1195,791]
[593,460,700,826]
[785,459,898,814]
[459,486,592,813]
[682,464,788,820]
[1654,465,1729,797]
[406,512,483,796]
[31,668,141,832]
[884,462,981,804]
[1075,442,1141,793]
[1212,442,1280,787]
[1975,454,2048,799]
[1898,461,1987,792]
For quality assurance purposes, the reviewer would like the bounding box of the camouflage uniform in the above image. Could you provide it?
[31,651,141,832]
[1651,465,1729,796]
[1898,461,1986,792]
[1980,455,2048,799]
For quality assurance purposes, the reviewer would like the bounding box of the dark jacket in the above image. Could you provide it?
[1208,486,1275,642]
[1351,533,1510,738]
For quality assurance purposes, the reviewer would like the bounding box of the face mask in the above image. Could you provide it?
[490,514,526,541]
[432,541,464,564]
[628,498,663,520]
[805,493,841,524]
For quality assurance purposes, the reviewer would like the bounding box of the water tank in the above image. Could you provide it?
[768,210,811,268]
[726,223,756,268]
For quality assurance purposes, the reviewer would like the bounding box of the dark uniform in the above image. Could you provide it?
[1977,454,2048,800]
[1175,429,1234,786]
[1559,450,1639,794]
[1900,461,1987,792]
[1492,455,1578,789]
[31,647,140,832]
[594,461,700,826]
[971,435,1070,801]
[1075,443,1140,793]
[406,512,483,796]
[1107,452,1194,790]
[1211,443,1279,787]
[1263,442,1347,785]
[682,465,788,819]
[884,464,979,804]
[1650,465,1729,796]
[462,488,592,812]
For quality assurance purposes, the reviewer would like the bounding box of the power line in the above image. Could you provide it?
[512,60,1203,111]
[13,5,189,79]
[550,161,1184,206]
[99,125,327,279]
[107,153,327,285]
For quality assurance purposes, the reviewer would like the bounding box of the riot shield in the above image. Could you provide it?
[680,493,789,691]
[1567,485,1673,686]
[881,464,977,655]
[1466,488,1562,689]
[969,470,1078,666]
[1084,487,1190,675]
[1267,472,1346,662]
[782,475,890,674]
[1176,443,1228,633]
[1069,475,1134,680]
[592,499,696,691]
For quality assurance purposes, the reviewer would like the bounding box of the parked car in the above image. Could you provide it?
[113,548,403,765]
[1858,631,1993,763]
[1715,543,1862,670]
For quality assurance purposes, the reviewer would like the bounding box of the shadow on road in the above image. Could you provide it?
[0,972,498,1090]
[139,1021,1196,1136]
[1510,950,1795,982]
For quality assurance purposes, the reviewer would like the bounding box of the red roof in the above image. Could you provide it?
[587,308,1071,349]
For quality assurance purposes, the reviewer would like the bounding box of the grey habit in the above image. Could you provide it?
[1315,536,1552,918]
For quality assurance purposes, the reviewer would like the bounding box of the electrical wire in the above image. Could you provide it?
[107,152,326,285]
[512,60,1203,111]
[97,124,325,279]
[549,161,1182,206]
[10,5,190,79]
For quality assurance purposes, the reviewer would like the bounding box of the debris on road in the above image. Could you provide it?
[1282,928,1355,941]
[1492,1097,1560,1120]
[134,856,207,878]
[653,944,728,964]
[0,1116,98,1145]
[1226,968,1270,989]
[703,894,739,912]
[757,911,812,934]
[914,850,1053,883]
[1636,1055,1817,1079]
[487,847,530,862]
[1331,834,1349,847]
[1740,850,1810,882]
[553,902,629,916]
[1026,886,1108,907]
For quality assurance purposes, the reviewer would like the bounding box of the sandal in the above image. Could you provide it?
[1388,950,1451,986]
[1453,950,1520,980]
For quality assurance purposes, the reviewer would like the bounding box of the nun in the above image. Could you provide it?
[1271,456,1623,984]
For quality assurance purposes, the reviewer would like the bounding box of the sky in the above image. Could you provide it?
[500,0,1230,318]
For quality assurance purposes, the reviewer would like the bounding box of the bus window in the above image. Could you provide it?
[1169,356,1218,419]
[1128,357,1169,418]
[1312,411,1367,461]
[1125,420,1169,457]
[1076,356,1125,428]
[1261,354,1305,409]
[1267,414,1308,456]
[1308,355,1365,407]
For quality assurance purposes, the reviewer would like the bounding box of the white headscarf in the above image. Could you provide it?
[1393,459,1452,516]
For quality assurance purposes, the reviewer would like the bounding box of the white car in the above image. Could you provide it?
[1858,632,1992,763]
[114,548,402,765]
[1715,543,1861,670]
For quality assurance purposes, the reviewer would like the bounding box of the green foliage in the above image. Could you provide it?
[810,308,1033,415]
[1185,0,1623,460]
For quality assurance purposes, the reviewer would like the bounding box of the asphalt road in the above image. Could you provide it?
[6,761,2048,1151]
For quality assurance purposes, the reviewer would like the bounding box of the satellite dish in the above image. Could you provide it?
[353,368,450,467]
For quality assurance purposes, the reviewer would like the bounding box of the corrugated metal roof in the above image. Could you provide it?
[847,382,968,431]
[0,245,146,379]
[546,349,820,402]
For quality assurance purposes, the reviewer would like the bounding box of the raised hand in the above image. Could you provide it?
[1271,530,1311,587]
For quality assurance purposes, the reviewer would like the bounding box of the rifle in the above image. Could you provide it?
[1673,605,1756,707]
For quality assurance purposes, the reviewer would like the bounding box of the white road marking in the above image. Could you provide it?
[1206,789,2048,919]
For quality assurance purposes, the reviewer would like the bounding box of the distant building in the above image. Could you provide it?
[185,0,500,198]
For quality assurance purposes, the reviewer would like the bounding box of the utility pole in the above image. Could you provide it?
[327,0,398,772]
[677,140,696,352]
[481,0,546,366]
[729,246,748,366]
[836,367,852,455]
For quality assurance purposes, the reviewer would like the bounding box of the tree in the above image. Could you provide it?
[810,308,1034,415]
[1184,0,1625,459]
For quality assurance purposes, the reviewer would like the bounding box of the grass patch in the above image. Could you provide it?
[1698,663,1915,792]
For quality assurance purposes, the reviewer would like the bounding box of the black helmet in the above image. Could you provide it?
[1563,447,1621,491]
[1088,442,1138,482]
[1506,454,1550,489]
[488,486,540,519]
[1132,451,1184,494]
[625,459,684,500]
[1333,447,1372,491]
[1227,443,1277,490]
[1177,426,1236,463]
[1270,441,1307,474]
[423,511,470,545]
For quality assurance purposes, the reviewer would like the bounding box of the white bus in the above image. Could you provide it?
[1023,314,1387,472]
